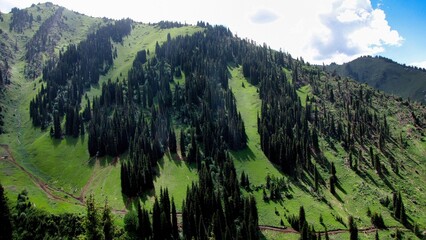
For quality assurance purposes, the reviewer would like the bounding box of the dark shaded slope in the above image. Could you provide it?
[326,56,426,103]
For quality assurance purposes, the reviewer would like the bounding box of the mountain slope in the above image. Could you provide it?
[0,3,201,213]
[326,56,426,103]
[0,4,425,240]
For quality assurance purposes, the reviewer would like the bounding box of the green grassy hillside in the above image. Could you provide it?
[230,66,425,239]
[0,3,425,240]
[326,56,426,103]
[0,3,201,213]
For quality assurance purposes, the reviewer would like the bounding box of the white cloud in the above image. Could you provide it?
[250,9,279,24]
[0,0,403,64]
[308,0,403,63]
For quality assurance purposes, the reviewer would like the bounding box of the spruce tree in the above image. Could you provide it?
[394,192,401,219]
[169,130,177,153]
[152,198,162,240]
[375,155,381,175]
[102,198,114,240]
[330,162,336,180]
[400,199,407,225]
[300,222,309,240]
[348,215,358,240]
[329,176,335,195]
[299,206,306,231]
[171,199,178,239]
[137,203,152,240]
[314,165,319,191]
[85,194,103,240]
[0,183,13,240]
[53,112,62,139]
[180,130,186,157]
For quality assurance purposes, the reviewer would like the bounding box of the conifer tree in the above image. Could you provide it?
[329,176,335,195]
[314,165,319,191]
[180,130,186,157]
[85,194,103,240]
[348,215,358,240]
[169,130,177,153]
[102,198,114,240]
[375,155,381,175]
[53,112,61,139]
[0,183,13,240]
[137,202,152,240]
[369,146,374,166]
[171,199,179,239]
[152,198,162,240]
[299,206,306,231]
[400,198,407,225]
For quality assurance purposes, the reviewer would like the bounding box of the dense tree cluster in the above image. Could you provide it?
[286,206,317,240]
[182,157,259,240]
[120,127,164,197]
[370,212,386,229]
[392,191,407,226]
[258,68,313,176]
[0,62,10,86]
[123,188,179,239]
[151,189,179,240]
[11,190,85,239]
[29,19,132,131]
[9,7,33,33]
[0,28,13,86]
[25,7,65,79]
[155,21,188,29]
[155,26,248,152]
[85,194,116,240]
[263,174,287,201]
[87,54,174,196]
[0,183,13,240]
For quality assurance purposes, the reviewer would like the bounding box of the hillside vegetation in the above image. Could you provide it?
[0,3,425,240]
[326,56,426,103]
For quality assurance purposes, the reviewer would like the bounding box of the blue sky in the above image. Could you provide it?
[1,0,425,67]
[371,0,426,67]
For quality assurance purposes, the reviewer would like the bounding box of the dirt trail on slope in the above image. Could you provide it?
[79,157,99,202]
[259,225,404,236]
[174,213,402,236]
[0,144,129,214]
[1,144,409,233]
[1,144,82,204]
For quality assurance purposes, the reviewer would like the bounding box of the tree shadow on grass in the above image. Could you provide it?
[335,179,347,195]
[98,155,114,167]
[80,134,85,145]
[259,230,270,240]
[87,156,96,167]
[231,146,256,162]
[64,136,79,146]
[332,191,344,203]
[122,188,155,211]
[355,169,378,187]
[379,174,395,192]
[167,151,183,167]
[51,137,62,148]
[289,173,311,195]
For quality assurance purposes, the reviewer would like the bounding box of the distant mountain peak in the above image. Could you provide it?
[326,55,426,103]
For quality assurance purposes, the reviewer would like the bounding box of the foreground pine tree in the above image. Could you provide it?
[0,183,13,240]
